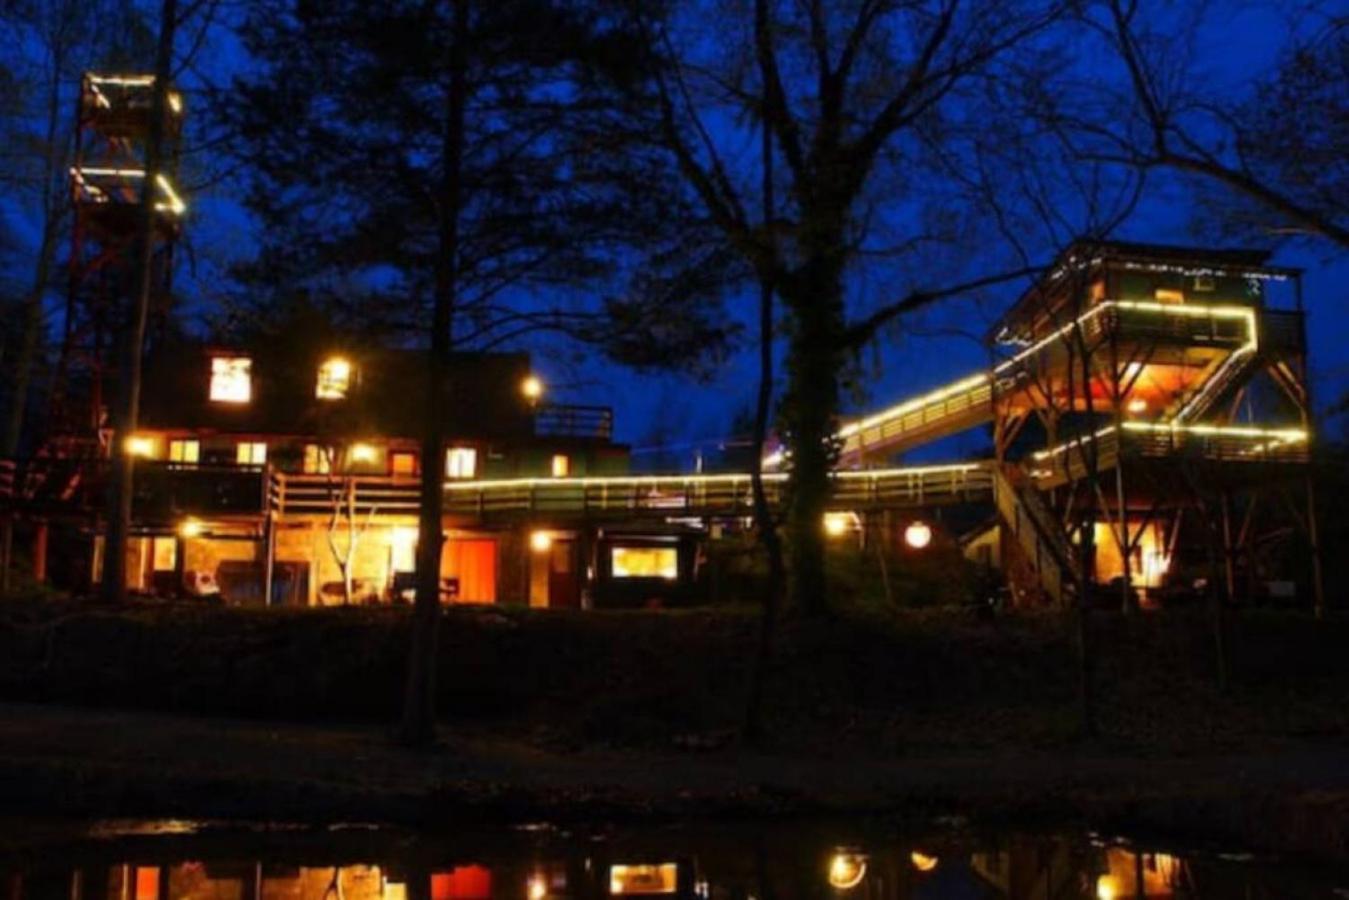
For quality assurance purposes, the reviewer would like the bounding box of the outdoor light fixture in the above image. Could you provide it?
[521,374,543,401]
[1095,874,1120,900]
[530,530,553,553]
[124,435,155,458]
[904,521,933,550]
[527,875,548,900]
[823,512,853,538]
[1127,398,1148,413]
[178,518,203,539]
[827,852,867,890]
[909,851,939,873]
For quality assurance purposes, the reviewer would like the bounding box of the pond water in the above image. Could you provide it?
[0,818,1344,899]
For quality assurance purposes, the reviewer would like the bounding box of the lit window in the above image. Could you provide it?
[152,536,177,572]
[1154,288,1185,304]
[316,357,351,399]
[303,444,331,474]
[235,441,267,465]
[391,451,418,477]
[551,454,570,477]
[611,546,678,579]
[209,356,252,403]
[125,435,156,458]
[391,527,417,573]
[609,864,678,896]
[348,442,379,468]
[446,447,477,479]
[168,439,199,463]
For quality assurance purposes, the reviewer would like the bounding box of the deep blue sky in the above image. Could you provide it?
[19,0,1343,469]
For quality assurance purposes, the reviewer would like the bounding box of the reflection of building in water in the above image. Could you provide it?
[0,830,1320,900]
[971,839,1190,899]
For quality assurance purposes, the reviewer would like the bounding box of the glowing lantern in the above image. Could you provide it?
[530,530,553,553]
[904,521,933,549]
[521,374,543,401]
[823,512,852,538]
[124,435,155,458]
[827,853,867,890]
[909,851,938,872]
[178,517,203,539]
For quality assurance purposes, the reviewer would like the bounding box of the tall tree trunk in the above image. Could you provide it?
[743,80,785,744]
[100,0,177,603]
[398,0,468,747]
[778,226,845,617]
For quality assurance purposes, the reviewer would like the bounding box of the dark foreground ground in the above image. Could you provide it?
[0,598,1347,861]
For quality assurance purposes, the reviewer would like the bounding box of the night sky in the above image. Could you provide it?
[10,1,1348,468]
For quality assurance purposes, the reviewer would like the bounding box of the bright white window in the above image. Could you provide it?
[551,454,570,478]
[168,439,199,463]
[303,444,331,474]
[316,357,351,399]
[445,447,477,479]
[209,356,252,403]
[235,441,267,465]
[611,546,678,579]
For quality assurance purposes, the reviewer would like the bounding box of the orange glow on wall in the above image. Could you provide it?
[431,866,493,900]
[443,538,497,603]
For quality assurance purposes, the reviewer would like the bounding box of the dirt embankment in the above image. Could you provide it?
[1,598,1348,753]
[2,599,1349,861]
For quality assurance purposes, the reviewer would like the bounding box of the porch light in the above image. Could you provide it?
[823,512,852,538]
[521,374,543,401]
[909,851,938,872]
[530,530,553,553]
[178,517,203,539]
[827,852,867,890]
[904,521,933,550]
[124,435,155,458]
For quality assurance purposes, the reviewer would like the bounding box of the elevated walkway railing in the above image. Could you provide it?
[817,300,1264,466]
[271,464,995,522]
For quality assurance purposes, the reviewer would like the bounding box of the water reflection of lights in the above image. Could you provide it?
[827,852,868,890]
[909,850,939,872]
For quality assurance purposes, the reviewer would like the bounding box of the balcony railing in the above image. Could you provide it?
[534,403,614,441]
[268,464,994,522]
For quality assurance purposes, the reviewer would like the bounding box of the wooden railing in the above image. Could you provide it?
[270,464,996,521]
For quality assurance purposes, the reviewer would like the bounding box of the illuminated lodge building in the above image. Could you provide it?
[89,344,698,609]
[0,238,1325,612]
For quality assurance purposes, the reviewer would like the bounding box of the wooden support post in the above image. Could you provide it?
[32,521,47,583]
[1220,490,1237,605]
[0,518,11,593]
[1306,474,1326,619]
[262,513,277,608]
[874,512,894,608]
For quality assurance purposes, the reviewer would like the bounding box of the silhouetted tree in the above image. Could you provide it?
[221,0,736,744]
[591,0,1065,615]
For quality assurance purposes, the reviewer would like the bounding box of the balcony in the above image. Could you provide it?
[132,463,269,522]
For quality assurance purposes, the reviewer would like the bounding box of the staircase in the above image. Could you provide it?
[1172,346,1259,422]
[992,465,1078,606]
